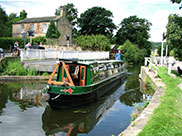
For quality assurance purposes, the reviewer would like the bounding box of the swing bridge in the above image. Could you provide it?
[20,49,110,72]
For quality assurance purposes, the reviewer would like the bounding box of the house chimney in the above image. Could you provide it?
[60,6,66,17]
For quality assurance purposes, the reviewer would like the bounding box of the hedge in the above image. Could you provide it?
[0,36,46,51]
[72,35,111,51]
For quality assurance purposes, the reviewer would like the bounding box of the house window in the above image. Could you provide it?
[42,24,47,33]
[30,24,34,31]
[21,25,24,33]
[30,24,34,36]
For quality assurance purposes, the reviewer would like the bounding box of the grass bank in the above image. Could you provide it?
[138,67,182,136]
[0,57,49,76]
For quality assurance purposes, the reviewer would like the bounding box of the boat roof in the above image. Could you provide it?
[59,59,123,65]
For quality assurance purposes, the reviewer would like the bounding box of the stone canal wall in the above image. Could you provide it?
[119,66,165,136]
[0,76,51,82]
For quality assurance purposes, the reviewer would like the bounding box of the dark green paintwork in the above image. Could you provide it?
[48,71,127,95]
[47,60,127,95]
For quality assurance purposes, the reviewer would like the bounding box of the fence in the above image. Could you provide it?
[144,57,159,77]
[144,56,176,76]
[20,49,110,61]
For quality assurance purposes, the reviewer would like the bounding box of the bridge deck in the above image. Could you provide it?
[23,59,58,72]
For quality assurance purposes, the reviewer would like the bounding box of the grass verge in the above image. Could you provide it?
[0,57,49,76]
[138,67,182,136]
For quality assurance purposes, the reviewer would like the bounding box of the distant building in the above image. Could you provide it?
[12,6,72,45]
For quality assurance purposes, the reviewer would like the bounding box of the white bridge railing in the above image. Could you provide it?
[145,56,176,76]
[145,57,159,77]
[20,49,110,61]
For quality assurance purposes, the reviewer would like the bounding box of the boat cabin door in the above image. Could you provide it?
[80,66,86,86]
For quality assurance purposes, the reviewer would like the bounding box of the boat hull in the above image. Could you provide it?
[48,71,127,109]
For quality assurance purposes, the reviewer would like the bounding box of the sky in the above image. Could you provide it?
[0,0,181,42]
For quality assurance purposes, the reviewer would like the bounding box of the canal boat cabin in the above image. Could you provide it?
[43,59,127,109]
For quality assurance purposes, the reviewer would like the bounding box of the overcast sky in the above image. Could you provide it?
[0,0,181,42]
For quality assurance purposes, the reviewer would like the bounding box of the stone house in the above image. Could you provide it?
[12,7,72,45]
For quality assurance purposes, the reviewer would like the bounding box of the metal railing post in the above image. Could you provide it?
[145,58,148,67]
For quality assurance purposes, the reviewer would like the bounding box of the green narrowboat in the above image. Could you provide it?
[43,59,127,109]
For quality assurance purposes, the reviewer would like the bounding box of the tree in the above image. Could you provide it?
[170,0,182,8]
[46,20,60,38]
[0,6,28,37]
[19,10,27,19]
[166,14,182,58]
[55,3,78,26]
[78,6,116,39]
[120,40,147,64]
[73,35,111,51]
[0,6,8,37]
[115,15,152,55]
[171,0,182,3]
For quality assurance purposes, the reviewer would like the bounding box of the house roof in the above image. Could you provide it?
[13,16,61,24]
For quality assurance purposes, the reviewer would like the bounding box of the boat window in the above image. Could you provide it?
[115,63,119,68]
[80,66,86,86]
[90,65,96,74]
[81,68,84,80]
[106,63,113,70]
[62,65,69,82]
[69,65,79,86]
[98,64,107,71]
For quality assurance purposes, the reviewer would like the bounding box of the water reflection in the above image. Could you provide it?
[120,65,144,106]
[42,81,126,136]
[0,82,45,112]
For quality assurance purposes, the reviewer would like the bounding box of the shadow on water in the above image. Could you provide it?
[0,64,151,136]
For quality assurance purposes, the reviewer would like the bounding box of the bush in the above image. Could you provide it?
[73,35,111,51]
[0,36,46,51]
[32,36,46,45]
[121,40,147,64]
[0,58,38,76]
[0,37,24,50]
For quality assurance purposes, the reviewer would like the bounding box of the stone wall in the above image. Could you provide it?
[42,44,82,51]
[12,22,49,37]
[12,24,22,37]
[119,66,165,136]
[57,17,72,45]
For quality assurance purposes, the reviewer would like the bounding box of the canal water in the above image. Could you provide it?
[0,65,147,136]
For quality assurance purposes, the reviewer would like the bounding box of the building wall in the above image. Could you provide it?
[12,22,49,38]
[12,24,22,37]
[12,18,72,46]
[57,17,72,45]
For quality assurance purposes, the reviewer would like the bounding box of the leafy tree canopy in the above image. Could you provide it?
[55,3,78,26]
[0,6,28,37]
[115,15,152,55]
[73,35,111,51]
[78,6,116,39]
[120,40,147,64]
[19,10,27,19]
[0,6,8,37]
[170,0,182,8]
[166,14,182,58]
[46,20,61,39]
